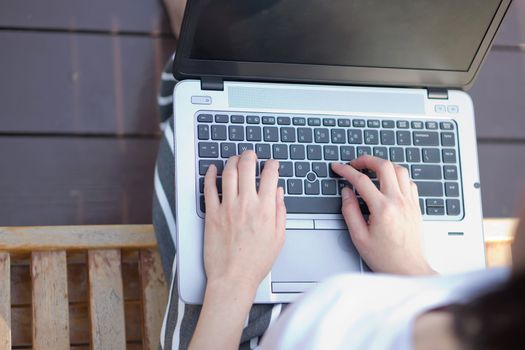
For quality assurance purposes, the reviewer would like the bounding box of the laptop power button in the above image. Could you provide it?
[191,96,212,105]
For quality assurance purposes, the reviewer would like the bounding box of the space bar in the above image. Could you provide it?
[284,196,342,214]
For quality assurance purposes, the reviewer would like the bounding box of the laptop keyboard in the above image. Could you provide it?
[195,112,463,220]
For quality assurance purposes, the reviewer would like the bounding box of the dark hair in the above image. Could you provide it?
[451,270,525,350]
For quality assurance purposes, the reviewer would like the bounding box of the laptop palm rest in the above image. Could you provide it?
[271,229,361,293]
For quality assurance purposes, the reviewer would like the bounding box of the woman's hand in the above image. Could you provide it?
[203,150,287,290]
[332,156,435,275]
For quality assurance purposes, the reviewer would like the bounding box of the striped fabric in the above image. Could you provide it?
[153,55,286,349]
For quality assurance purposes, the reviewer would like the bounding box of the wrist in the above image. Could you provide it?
[205,276,258,303]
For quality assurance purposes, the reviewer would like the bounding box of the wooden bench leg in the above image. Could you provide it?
[0,252,11,350]
[88,249,126,350]
[31,251,70,350]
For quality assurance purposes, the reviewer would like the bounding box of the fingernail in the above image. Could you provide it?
[341,187,350,199]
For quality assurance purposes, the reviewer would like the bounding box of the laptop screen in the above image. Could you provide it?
[189,0,501,72]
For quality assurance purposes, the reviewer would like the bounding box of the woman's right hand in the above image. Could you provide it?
[331,156,435,275]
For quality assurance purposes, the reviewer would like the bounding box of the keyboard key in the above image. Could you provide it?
[412,165,442,180]
[426,198,444,207]
[199,159,223,175]
[290,144,306,160]
[238,143,253,154]
[331,129,346,143]
[273,144,288,159]
[246,115,260,124]
[367,120,380,128]
[321,180,337,195]
[287,179,303,194]
[323,118,336,126]
[382,120,395,128]
[347,129,363,144]
[198,124,210,140]
[422,148,440,163]
[419,198,424,215]
[415,181,443,196]
[229,125,244,141]
[278,178,286,192]
[413,131,439,146]
[445,182,459,197]
[297,128,313,143]
[307,145,323,160]
[440,122,454,130]
[353,119,366,127]
[284,197,341,213]
[308,118,321,126]
[263,127,279,142]
[314,128,330,143]
[221,142,236,158]
[211,125,227,140]
[338,180,352,194]
[305,180,320,195]
[425,121,438,130]
[338,118,351,127]
[197,114,213,122]
[279,162,294,177]
[324,145,339,160]
[364,130,379,145]
[357,146,372,157]
[406,148,421,162]
[246,126,262,141]
[215,114,229,123]
[312,162,328,177]
[446,199,461,215]
[442,149,456,163]
[280,127,296,142]
[441,132,455,147]
[358,198,370,215]
[373,147,388,160]
[262,116,276,124]
[255,143,271,159]
[380,130,395,145]
[390,147,405,162]
[397,120,409,129]
[411,121,424,129]
[277,116,291,125]
[295,162,310,177]
[199,177,223,194]
[293,117,306,126]
[340,146,355,161]
[396,131,411,145]
[231,115,244,123]
[198,142,219,158]
[443,165,458,180]
[427,206,445,215]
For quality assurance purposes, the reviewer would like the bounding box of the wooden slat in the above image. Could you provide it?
[31,251,70,349]
[88,249,126,350]
[0,225,155,251]
[0,252,11,350]
[139,249,168,350]
[0,31,175,135]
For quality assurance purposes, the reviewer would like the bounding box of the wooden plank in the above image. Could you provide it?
[478,143,525,217]
[31,251,70,349]
[0,0,173,35]
[139,249,168,350]
[494,0,525,46]
[471,49,525,140]
[0,225,156,252]
[0,252,11,350]
[0,137,159,226]
[0,31,175,135]
[88,249,126,350]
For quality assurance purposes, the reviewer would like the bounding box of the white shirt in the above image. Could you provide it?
[260,268,509,350]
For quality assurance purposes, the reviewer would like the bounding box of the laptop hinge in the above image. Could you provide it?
[427,88,449,100]
[201,77,224,91]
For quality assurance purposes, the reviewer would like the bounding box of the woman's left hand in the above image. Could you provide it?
[203,150,287,291]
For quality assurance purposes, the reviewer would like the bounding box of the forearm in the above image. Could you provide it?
[189,279,257,350]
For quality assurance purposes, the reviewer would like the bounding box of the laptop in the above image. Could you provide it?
[172,0,512,304]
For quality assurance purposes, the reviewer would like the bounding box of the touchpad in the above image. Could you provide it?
[272,229,361,283]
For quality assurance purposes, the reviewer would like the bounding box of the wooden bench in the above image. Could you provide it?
[0,219,518,349]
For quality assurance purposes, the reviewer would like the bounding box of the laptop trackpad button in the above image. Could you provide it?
[272,229,361,283]
[272,282,317,293]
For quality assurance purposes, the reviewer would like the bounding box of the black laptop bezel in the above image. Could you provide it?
[173,0,512,90]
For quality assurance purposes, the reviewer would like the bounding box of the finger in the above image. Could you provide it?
[275,187,287,241]
[340,187,369,246]
[258,159,280,199]
[331,162,383,211]
[237,150,258,197]
[204,164,220,212]
[222,156,240,202]
[394,164,412,196]
[349,156,401,196]
[411,181,420,206]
